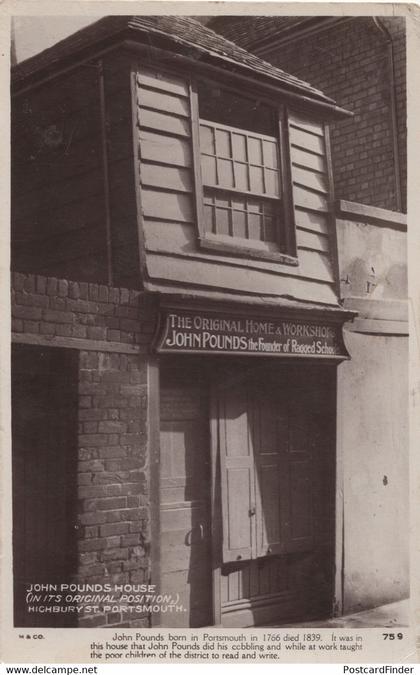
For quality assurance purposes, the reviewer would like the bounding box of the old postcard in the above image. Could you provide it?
[1,0,419,666]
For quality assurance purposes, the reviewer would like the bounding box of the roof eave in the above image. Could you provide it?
[11,18,352,120]
[123,36,353,120]
[11,20,130,93]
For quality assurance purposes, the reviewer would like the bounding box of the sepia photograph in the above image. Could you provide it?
[6,5,414,654]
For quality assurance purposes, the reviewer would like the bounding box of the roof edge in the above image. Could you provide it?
[123,37,353,120]
[11,15,352,120]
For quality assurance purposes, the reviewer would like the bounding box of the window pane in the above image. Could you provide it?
[204,192,215,205]
[248,212,262,240]
[265,169,280,196]
[248,137,263,165]
[232,133,247,161]
[232,209,247,238]
[215,129,232,158]
[197,82,276,136]
[263,202,276,220]
[201,155,217,185]
[218,159,234,188]
[234,162,249,192]
[215,208,230,236]
[231,196,246,210]
[200,125,215,154]
[263,216,277,242]
[204,204,215,234]
[249,165,264,193]
[203,189,280,247]
[215,195,230,209]
[247,198,263,214]
[263,141,278,169]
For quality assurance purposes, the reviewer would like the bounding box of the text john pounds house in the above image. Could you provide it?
[11,15,408,628]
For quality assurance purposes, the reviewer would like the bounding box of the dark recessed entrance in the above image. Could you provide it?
[158,359,336,628]
[12,344,79,627]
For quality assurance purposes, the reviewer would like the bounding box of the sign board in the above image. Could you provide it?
[156,309,349,359]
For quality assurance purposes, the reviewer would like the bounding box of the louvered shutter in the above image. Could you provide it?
[218,380,256,563]
[217,369,315,563]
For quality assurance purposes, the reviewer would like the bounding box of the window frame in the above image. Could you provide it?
[190,77,298,265]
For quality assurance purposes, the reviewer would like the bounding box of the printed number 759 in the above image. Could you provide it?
[382,633,403,640]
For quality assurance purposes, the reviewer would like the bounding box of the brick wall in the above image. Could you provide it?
[217,17,406,213]
[11,272,157,346]
[76,350,149,628]
[11,272,157,628]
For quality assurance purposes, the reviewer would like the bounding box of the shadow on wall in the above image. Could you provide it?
[12,344,79,627]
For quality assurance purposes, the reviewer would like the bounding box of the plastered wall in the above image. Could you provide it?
[338,332,409,613]
[336,207,408,613]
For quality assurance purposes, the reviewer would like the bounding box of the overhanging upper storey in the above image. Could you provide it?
[12,16,353,310]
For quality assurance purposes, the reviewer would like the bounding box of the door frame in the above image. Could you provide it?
[148,356,161,627]
[210,385,222,626]
[209,360,338,627]
[155,357,339,628]
[156,357,215,627]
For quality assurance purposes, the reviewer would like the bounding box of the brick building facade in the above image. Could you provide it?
[209,16,406,213]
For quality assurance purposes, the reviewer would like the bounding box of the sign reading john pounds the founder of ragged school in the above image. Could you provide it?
[156,309,349,359]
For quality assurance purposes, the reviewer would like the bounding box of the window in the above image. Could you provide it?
[194,82,296,263]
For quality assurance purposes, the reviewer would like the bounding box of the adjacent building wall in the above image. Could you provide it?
[335,203,408,613]
[338,332,408,613]
[211,17,406,213]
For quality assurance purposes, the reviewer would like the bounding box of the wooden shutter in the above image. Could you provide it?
[218,380,256,563]
[217,369,315,564]
[253,376,314,557]
[279,387,314,553]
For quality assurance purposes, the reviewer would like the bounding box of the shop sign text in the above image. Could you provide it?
[156,310,347,358]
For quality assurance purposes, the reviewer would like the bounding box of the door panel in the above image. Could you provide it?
[159,369,212,627]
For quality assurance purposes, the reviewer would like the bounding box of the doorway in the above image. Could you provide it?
[159,364,213,627]
[12,344,79,627]
[159,360,336,627]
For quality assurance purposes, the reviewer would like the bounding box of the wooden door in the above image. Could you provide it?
[159,367,212,627]
[216,365,335,627]
[12,345,78,627]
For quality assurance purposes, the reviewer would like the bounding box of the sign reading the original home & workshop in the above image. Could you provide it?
[156,309,348,359]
